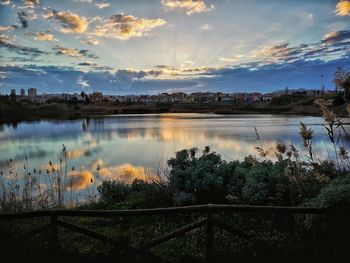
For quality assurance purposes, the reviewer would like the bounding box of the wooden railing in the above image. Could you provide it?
[1,204,349,261]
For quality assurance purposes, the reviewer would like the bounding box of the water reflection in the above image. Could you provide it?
[0,114,349,195]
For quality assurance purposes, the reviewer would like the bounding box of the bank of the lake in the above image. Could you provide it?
[0,92,348,124]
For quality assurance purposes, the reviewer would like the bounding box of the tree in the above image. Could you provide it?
[80,91,86,102]
[333,66,350,101]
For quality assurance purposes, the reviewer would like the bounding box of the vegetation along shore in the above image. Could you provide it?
[1,91,349,125]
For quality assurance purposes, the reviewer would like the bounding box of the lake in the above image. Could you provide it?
[0,113,349,198]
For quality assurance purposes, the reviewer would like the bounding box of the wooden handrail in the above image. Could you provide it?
[1,204,350,262]
[0,204,349,220]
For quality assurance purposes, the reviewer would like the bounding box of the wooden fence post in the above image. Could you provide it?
[50,211,58,253]
[205,204,214,262]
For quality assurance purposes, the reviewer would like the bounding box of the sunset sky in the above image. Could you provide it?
[0,0,349,94]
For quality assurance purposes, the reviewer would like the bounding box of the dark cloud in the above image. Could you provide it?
[322,30,350,44]
[252,32,350,65]
[93,66,114,71]
[78,61,97,66]
[1,57,349,95]
[0,34,47,56]
[53,45,99,59]
[17,11,28,28]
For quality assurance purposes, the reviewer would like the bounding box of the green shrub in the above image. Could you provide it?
[309,175,350,208]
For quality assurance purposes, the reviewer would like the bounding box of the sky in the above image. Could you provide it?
[0,0,349,95]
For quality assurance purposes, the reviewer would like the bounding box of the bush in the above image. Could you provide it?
[309,175,350,208]
[97,181,131,204]
[97,179,173,208]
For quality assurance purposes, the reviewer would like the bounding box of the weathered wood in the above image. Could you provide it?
[205,206,213,262]
[18,223,50,241]
[141,217,207,249]
[212,217,249,239]
[57,219,118,245]
[0,210,51,220]
[58,219,159,258]
[207,205,349,214]
[55,204,209,217]
[1,205,350,221]
[50,212,58,252]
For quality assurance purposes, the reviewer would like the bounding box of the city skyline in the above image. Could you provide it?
[1,0,350,95]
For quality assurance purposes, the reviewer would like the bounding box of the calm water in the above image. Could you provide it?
[0,113,349,195]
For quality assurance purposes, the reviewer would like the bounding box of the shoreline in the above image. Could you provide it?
[1,93,348,125]
[0,101,336,125]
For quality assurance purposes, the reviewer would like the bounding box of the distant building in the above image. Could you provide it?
[262,94,273,102]
[10,89,16,96]
[20,88,25,96]
[28,88,37,97]
[61,93,72,101]
[90,92,103,102]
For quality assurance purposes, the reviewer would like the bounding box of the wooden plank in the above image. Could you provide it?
[13,223,50,242]
[57,219,118,245]
[1,204,350,221]
[141,217,207,249]
[50,213,58,252]
[212,217,250,239]
[58,219,160,259]
[205,212,213,262]
[55,204,209,217]
[208,205,349,214]
[0,210,50,220]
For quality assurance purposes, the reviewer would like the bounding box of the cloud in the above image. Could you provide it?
[0,0,11,5]
[250,34,350,64]
[81,37,99,45]
[91,13,166,40]
[1,56,349,95]
[75,0,93,3]
[94,65,114,71]
[44,9,88,33]
[23,0,40,7]
[77,75,90,88]
[0,34,47,56]
[0,25,17,31]
[66,149,86,159]
[67,170,93,190]
[219,54,243,63]
[97,163,148,183]
[17,11,29,28]
[161,0,214,15]
[322,30,350,44]
[95,2,110,9]
[200,24,211,31]
[335,0,350,16]
[253,43,294,60]
[32,31,56,42]
[53,45,98,58]
[78,61,97,66]
[54,46,83,57]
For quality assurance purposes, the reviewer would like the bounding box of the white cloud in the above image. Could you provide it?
[33,31,56,42]
[95,2,110,9]
[44,9,88,34]
[219,54,243,62]
[200,24,211,31]
[161,0,214,15]
[91,13,166,40]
